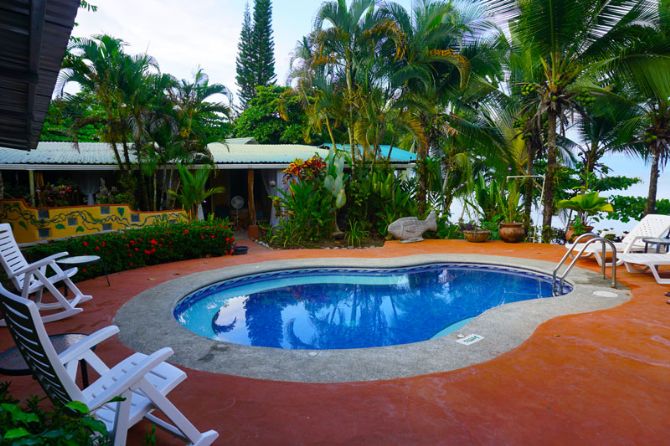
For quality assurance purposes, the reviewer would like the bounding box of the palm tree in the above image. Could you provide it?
[312,0,403,164]
[386,0,507,215]
[169,164,224,221]
[509,0,658,240]
[62,35,134,171]
[610,0,670,214]
[169,68,232,157]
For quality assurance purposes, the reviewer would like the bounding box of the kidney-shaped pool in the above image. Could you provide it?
[174,263,569,350]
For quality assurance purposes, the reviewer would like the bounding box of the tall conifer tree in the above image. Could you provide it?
[251,0,276,87]
[235,3,256,109]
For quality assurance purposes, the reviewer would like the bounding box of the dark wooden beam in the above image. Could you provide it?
[26,0,47,146]
[247,169,257,226]
[0,67,39,84]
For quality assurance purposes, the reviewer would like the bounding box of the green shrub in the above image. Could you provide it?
[22,220,235,281]
[0,382,110,445]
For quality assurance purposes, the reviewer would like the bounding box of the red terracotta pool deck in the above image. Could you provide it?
[2,240,670,445]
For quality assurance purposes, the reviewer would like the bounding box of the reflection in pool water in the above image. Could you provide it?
[174,264,563,350]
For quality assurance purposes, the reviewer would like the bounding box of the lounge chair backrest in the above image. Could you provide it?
[622,214,670,248]
[0,223,29,291]
[0,285,85,406]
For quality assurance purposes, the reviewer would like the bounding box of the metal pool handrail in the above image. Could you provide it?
[552,233,618,294]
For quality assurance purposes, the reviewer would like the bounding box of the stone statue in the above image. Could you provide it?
[387,211,437,243]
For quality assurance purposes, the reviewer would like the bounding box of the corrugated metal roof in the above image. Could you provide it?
[0,141,330,168]
[209,143,327,164]
[0,141,414,169]
[224,137,257,145]
[323,143,417,162]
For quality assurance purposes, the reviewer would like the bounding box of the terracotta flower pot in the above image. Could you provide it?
[565,225,594,243]
[499,222,526,243]
[247,224,259,240]
[463,229,491,243]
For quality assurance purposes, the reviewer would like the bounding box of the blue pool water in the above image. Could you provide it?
[174,263,566,350]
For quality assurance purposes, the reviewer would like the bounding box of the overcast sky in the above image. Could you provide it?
[72,0,413,99]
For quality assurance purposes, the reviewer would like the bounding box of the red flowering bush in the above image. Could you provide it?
[23,219,235,280]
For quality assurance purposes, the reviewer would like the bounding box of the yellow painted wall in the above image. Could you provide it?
[0,200,188,244]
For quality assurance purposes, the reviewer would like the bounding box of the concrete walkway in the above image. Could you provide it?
[1,240,669,445]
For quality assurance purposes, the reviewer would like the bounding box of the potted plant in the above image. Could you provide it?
[498,182,526,243]
[557,191,614,242]
[460,221,491,243]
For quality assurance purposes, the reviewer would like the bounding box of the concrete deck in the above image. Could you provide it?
[1,240,669,445]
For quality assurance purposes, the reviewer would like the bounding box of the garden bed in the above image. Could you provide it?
[21,220,235,281]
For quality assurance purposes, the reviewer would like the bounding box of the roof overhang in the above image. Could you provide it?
[0,0,80,150]
[0,162,415,171]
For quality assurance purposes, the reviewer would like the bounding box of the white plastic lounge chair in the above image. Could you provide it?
[0,223,91,324]
[565,214,670,266]
[621,252,670,284]
[0,286,219,446]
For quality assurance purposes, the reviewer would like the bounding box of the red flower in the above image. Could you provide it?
[210,234,216,239]
[129,240,135,245]
[101,241,106,247]
[134,247,139,252]
[150,239,158,246]
[82,241,89,247]
[183,229,189,235]
[144,249,152,255]
[95,246,100,251]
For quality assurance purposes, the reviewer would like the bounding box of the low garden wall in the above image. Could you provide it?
[0,199,188,244]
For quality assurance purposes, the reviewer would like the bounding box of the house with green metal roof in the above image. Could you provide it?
[322,143,417,163]
[0,139,415,228]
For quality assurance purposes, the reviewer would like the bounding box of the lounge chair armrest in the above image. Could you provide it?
[10,252,69,278]
[59,326,120,365]
[86,348,175,410]
[622,236,650,253]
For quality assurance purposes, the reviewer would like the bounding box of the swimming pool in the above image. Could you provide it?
[174,263,568,350]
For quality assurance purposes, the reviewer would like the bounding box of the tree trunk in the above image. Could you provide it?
[417,143,428,216]
[111,142,124,172]
[522,138,535,230]
[122,142,132,171]
[345,52,355,171]
[442,157,452,216]
[585,141,598,175]
[153,171,158,212]
[542,109,558,242]
[645,147,660,215]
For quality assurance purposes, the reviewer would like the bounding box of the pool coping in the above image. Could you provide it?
[114,254,630,383]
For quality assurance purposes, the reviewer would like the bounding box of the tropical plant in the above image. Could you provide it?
[311,0,403,163]
[272,179,336,246]
[234,86,316,144]
[557,190,614,226]
[345,219,370,247]
[507,0,659,240]
[323,149,348,232]
[169,165,224,221]
[0,382,110,445]
[498,180,523,223]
